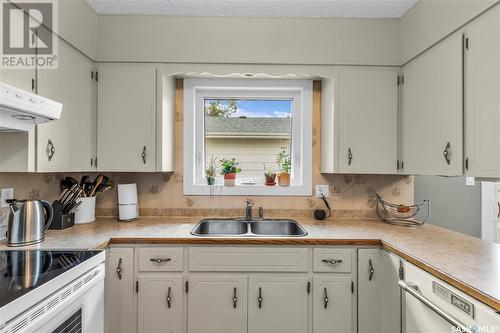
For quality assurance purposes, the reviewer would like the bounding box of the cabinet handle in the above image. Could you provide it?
[323,287,329,309]
[321,259,343,265]
[47,139,55,161]
[142,146,147,164]
[258,287,263,309]
[348,148,353,166]
[233,287,238,309]
[116,258,123,280]
[166,286,172,308]
[443,142,451,165]
[149,258,171,264]
[368,259,375,281]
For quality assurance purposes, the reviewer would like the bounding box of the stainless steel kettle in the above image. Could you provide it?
[6,199,53,247]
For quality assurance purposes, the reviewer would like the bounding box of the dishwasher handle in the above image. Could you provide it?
[398,280,468,332]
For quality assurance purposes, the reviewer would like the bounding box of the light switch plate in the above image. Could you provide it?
[1,188,14,207]
[315,184,329,198]
[465,177,475,186]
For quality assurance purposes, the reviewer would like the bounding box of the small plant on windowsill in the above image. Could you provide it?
[206,157,218,185]
[263,163,277,186]
[220,158,241,186]
[277,147,291,187]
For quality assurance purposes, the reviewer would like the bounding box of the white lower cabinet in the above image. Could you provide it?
[105,248,135,333]
[188,275,247,333]
[248,276,308,333]
[137,275,183,333]
[358,249,402,333]
[312,276,353,333]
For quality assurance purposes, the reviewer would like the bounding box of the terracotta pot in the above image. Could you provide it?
[278,172,290,187]
[223,173,237,186]
[264,174,276,186]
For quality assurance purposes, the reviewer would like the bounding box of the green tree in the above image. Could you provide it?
[204,100,237,117]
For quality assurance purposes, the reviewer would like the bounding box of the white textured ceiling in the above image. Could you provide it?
[85,0,417,18]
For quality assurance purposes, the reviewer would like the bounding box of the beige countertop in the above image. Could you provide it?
[1,217,499,311]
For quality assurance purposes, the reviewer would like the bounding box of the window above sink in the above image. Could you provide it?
[183,78,313,196]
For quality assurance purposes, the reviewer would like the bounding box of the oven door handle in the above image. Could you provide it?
[398,280,467,332]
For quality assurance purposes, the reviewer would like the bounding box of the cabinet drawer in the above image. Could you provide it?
[313,248,353,273]
[189,247,308,272]
[138,247,184,272]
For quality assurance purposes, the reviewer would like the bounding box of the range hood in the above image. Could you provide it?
[0,82,62,132]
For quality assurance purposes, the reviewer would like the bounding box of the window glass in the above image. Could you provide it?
[204,99,292,184]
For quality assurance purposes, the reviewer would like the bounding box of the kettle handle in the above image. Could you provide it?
[41,200,54,230]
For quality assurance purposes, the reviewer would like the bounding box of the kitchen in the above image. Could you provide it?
[0,0,499,332]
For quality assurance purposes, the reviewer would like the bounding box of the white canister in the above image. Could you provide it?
[74,196,96,224]
[117,183,139,221]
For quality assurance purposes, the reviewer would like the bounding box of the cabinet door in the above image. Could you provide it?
[248,276,308,333]
[358,249,381,333]
[464,6,500,177]
[97,66,156,171]
[105,248,134,333]
[138,275,183,333]
[312,276,353,333]
[401,33,463,176]
[188,275,247,333]
[37,42,95,171]
[0,68,35,92]
[379,250,402,333]
[338,69,398,174]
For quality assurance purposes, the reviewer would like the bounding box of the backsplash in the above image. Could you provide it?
[0,81,413,232]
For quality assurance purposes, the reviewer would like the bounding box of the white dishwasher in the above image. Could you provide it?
[400,262,500,333]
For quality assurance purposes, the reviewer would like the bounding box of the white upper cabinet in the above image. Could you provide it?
[321,68,398,174]
[401,33,463,176]
[338,69,398,174]
[37,42,95,172]
[97,65,157,171]
[463,6,500,177]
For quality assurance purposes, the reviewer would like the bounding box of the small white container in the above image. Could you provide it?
[74,196,96,224]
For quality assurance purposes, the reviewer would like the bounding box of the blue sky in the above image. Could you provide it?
[206,99,292,118]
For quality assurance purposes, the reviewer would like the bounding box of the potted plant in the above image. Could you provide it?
[206,157,217,185]
[263,163,276,186]
[220,158,241,186]
[277,147,291,187]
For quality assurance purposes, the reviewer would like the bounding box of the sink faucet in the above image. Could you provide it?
[245,199,253,220]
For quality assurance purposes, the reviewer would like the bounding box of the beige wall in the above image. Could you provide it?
[0,82,414,225]
[97,16,400,65]
[399,0,498,63]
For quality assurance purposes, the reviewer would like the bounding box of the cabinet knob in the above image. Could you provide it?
[142,146,147,164]
[368,259,375,281]
[258,287,263,309]
[166,286,172,308]
[321,259,343,265]
[323,287,329,309]
[443,142,451,165]
[47,139,55,161]
[348,148,353,166]
[149,258,171,264]
[116,258,123,280]
[233,287,238,309]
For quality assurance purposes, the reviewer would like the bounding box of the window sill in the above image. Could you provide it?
[183,184,312,196]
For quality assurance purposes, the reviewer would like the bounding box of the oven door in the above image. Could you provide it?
[21,264,105,333]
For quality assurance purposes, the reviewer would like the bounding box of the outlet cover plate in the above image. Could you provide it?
[1,188,14,208]
[465,177,475,186]
[315,185,329,198]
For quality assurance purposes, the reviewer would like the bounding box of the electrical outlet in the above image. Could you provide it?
[315,185,329,198]
[1,188,14,208]
[466,177,475,186]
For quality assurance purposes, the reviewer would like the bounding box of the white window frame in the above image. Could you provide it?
[183,78,312,196]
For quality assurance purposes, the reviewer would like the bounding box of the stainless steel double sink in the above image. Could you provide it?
[191,218,308,237]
